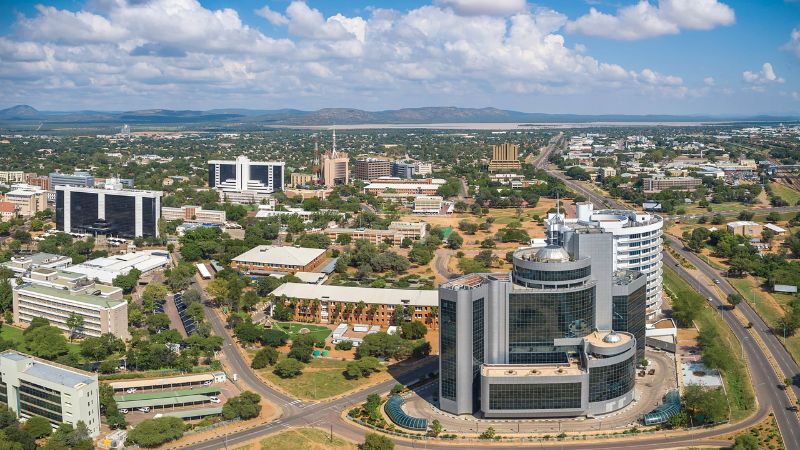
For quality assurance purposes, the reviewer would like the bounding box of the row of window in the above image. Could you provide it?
[513,266,590,283]
[440,299,457,401]
[488,383,582,410]
[588,356,636,402]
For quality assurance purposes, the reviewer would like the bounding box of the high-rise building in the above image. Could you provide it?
[320,129,349,187]
[547,202,664,319]
[438,230,645,418]
[488,143,521,172]
[354,158,391,181]
[0,350,101,437]
[207,156,284,195]
[55,185,162,238]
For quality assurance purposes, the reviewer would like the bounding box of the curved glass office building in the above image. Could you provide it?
[439,232,645,418]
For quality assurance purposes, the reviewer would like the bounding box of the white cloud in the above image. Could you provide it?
[703,77,715,86]
[783,28,800,60]
[566,0,735,40]
[742,63,785,86]
[435,0,527,16]
[255,5,288,26]
[0,0,688,110]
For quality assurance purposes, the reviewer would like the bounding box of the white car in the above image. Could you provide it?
[209,396,221,404]
[203,381,212,386]
[139,407,150,413]
[120,409,129,414]
[126,388,137,394]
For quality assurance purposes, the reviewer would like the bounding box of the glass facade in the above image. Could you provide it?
[104,194,136,237]
[207,164,216,187]
[488,383,582,410]
[508,287,595,357]
[69,191,99,233]
[55,190,64,230]
[141,197,156,237]
[472,298,484,410]
[19,381,63,424]
[514,266,590,282]
[509,351,570,365]
[272,164,283,190]
[219,163,235,183]
[251,165,269,185]
[588,357,636,402]
[612,285,646,361]
[440,299,457,401]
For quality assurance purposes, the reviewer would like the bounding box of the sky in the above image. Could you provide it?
[0,0,799,115]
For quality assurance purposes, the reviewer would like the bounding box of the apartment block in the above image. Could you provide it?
[5,185,48,217]
[354,158,392,181]
[488,143,522,172]
[161,205,226,224]
[0,171,26,184]
[642,176,701,193]
[0,350,101,437]
[13,268,130,339]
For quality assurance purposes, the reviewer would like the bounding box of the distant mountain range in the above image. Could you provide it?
[1,104,798,126]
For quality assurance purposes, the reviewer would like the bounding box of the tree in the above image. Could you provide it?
[428,419,443,437]
[683,385,728,424]
[737,210,754,221]
[344,356,381,379]
[446,232,463,249]
[400,321,427,340]
[66,313,84,341]
[362,433,394,450]
[731,433,759,450]
[260,328,288,347]
[126,417,185,448]
[80,333,125,360]
[766,211,781,223]
[23,416,52,439]
[23,325,69,360]
[0,279,11,314]
[222,391,262,420]
[146,313,171,333]
[251,347,279,369]
[408,246,433,265]
[565,166,589,181]
[274,358,304,378]
[726,293,743,309]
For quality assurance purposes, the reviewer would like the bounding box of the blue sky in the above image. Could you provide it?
[0,0,798,115]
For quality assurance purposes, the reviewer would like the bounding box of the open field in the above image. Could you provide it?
[275,322,332,343]
[663,266,755,421]
[234,428,358,450]
[771,181,800,206]
[257,355,388,400]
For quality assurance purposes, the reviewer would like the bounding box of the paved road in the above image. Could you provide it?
[662,249,800,450]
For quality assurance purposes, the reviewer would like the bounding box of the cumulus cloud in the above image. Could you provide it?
[743,63,784,86]
[0,0,689,109]
[783,28,800,60]
[566,0,735,40]
[703,77,715,86]
[435,0,527,16]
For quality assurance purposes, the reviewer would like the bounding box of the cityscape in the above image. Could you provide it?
[0,1,799,450]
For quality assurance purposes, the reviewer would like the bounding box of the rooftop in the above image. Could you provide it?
[272,282,438,306]
[0,350,96,389]
[17,283,126,309]
[481,362,582,377]
[232,245,325,267]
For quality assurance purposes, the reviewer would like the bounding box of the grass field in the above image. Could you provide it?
[234,428,357,450]
[685,201,759,215]
[259,356,387,400]
[275,322,331,343]
[0,324,82,357]
[663,267,755,421]
[771,182,800,206]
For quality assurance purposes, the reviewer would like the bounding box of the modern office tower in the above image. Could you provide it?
[5,185,48,217]
[438,231,645,418]
[207,155,284,195]
[547,202,664,319]
[49,171,95,189]
[391,161,417,179]
[320,129,349,187]
[0,350,101,437]
[13,267,130,339]
[354,158,391,181]
[55,185,162,238]
[488,143,521,172]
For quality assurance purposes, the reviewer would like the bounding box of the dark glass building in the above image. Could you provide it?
[439,233,646,419]
[55,186,162,238]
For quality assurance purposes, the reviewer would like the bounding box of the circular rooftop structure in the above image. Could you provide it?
[534,245,571,263]
[603,331,622,343]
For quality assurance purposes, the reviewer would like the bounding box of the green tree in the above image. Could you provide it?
[446,232,463,249]
[23,325,68,360]
[274,358,304,378]
[731,433,759,450]
[251,347,279,369]
[222,391,262,420]
[66,312,84,341]
[399,321,427,340]
[126,417,185,448]
[362,433,394,450]
[23,416,52,439]
[683,385,728,424]
[429,419,443,437]
[726,293,743,309]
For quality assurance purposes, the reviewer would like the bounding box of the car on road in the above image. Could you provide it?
[126,388,137,394]
[787,405,799,412]
[707,297,713,302]
[713,279,720,284]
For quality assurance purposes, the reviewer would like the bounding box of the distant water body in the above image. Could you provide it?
[276,121,719,130]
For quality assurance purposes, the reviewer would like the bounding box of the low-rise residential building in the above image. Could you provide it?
[643,176,701,193]
[272,283,438,326]
[0,171,25,185]
[0,350,101,437]
[13,268,130,339]
[324,221,426,246]
[161,205,226,224]
[0,202,15,221]
[231,245,326,274]
[5,185,48,217]
[727,220,763,237]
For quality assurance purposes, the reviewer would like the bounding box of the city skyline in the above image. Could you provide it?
[0,0,799,115]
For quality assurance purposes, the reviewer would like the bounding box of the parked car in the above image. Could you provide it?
[120,409,129,414]
[139,407,150,413]
[126,388,137,394]
[209,396,221,404]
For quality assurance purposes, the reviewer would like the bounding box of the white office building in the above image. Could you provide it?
[208,156,284,195]
[547,202,664,319]
[0,351,101,437]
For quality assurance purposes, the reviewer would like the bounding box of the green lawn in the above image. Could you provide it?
[685,201,754,215]
[770,182,800,206]
[1,324,83,358]
[663,266,755,421]
[258,356,386,400]
[275,322,331,343]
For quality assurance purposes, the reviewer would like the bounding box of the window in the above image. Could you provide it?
[488,383,582,410]
[589,357,636,402]
[440,299,457,401]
